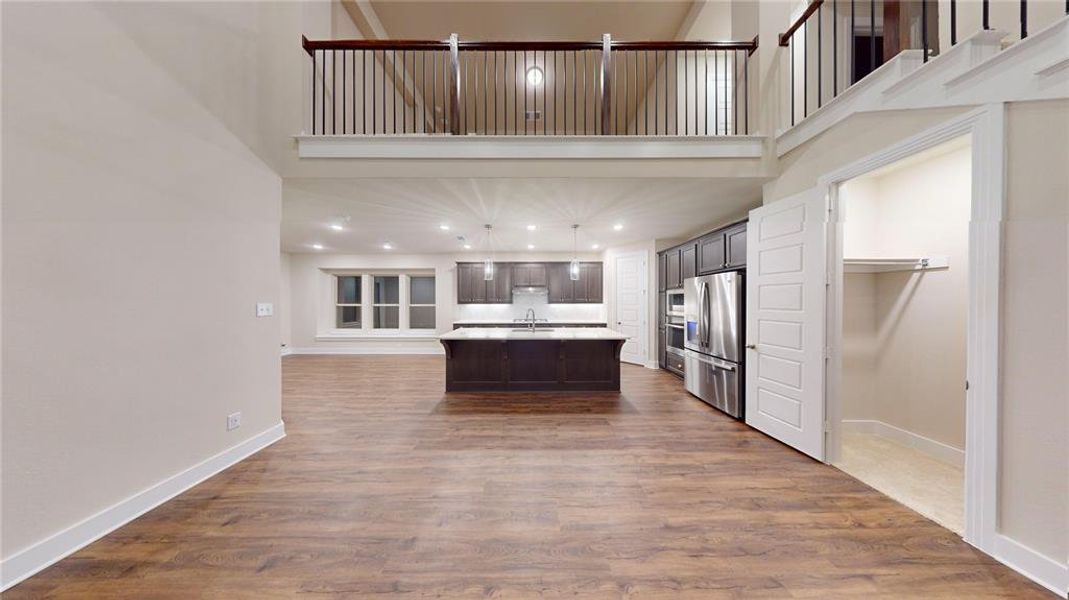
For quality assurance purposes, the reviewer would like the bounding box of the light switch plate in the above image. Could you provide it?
[227,412,241,431]
[256,302,273,317]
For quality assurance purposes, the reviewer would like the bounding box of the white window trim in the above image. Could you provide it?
[321,269,437,338]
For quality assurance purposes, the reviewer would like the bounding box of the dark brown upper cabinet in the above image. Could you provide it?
[456,262,511,304]
[698,232,726,274]
[725,224,747,269]
[546,262,603,304]
[665,248,682,289]
[512,262,547,287]
[681,243,697,281]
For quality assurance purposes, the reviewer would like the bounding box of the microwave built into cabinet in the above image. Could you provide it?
[666,289,685,318]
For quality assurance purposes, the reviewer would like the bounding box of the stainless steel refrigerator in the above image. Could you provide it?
[682,272,744,418]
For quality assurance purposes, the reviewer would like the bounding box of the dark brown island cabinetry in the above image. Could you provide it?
[441,338,625,392]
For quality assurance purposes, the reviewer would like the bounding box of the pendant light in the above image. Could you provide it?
[569,224,581,281]
[483,224,494,281]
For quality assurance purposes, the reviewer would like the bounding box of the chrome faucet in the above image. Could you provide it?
[525,308,537,331]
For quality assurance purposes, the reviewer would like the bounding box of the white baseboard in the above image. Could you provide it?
[0,422,286,592]
[991,533,1068,596]
[841,419,964,467]
[643,360,660,369]
[280,347,293,356]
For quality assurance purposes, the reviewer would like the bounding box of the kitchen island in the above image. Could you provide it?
[439,327,628,392]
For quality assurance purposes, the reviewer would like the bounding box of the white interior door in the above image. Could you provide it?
[745,188,827,460]
[614,252,648,365]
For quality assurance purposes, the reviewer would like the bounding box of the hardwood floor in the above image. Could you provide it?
[8,356,1052,598]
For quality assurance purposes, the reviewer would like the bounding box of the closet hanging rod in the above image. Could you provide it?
[843,256,949,273]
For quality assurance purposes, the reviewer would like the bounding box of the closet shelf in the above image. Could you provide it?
[843,256,949,273]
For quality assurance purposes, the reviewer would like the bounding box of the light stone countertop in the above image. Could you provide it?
[440,327,629,341]
[451,319,607,325]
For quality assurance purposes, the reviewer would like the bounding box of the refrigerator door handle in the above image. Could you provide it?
[701,281,711,349]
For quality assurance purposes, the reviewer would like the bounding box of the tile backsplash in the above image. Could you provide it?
[455,289,606,323]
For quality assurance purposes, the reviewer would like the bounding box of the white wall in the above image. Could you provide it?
[286,251,605,354]
[839,143,971,450]
[2,0,283,568]
[281,253,293,351]
[763,101,1067,572]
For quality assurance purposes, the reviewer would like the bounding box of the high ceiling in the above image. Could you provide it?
[282,177,762,254]
[360,1,698,42]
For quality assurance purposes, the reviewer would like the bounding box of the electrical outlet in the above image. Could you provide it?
[227,412,241,431]
[256,302,273,317]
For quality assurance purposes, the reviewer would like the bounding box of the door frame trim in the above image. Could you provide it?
[817,104,1005,555]
[611,250,650,366]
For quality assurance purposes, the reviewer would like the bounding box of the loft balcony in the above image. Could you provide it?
[296,34,764,160]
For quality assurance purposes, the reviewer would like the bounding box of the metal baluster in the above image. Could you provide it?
[716,50,721,133]
[342,50,346,133]
[331,49,336,134]
[983,0,990,30]
[805,21,809,118]
[951,0,957,46]
[923,0,929,62]
[790,39,795,127]
[543,50,548,135]
[733,50,738,135]
[851,0,856,82]
[744,48,749,134]
[524,51,528,135]
[870,0,876,74]
[683,50,688,135]
[311,50,317,134]
[704,50,709,135]
[817,6,822,108]
[1021,0,1028,39]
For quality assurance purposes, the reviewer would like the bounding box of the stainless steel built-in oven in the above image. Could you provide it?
[666,289,685,320]
[665,322,684,352]
[682,272,744,419]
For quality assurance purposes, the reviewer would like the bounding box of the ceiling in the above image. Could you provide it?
[282,177,763,254]
[361,1,698,42]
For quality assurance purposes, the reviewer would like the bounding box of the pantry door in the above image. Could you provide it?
[745,188,828,461]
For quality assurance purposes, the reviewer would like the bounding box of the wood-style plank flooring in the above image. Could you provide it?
[8,356,1053,598]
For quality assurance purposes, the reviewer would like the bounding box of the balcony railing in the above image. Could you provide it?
[302,34,758,137]
[779,0,1069,128]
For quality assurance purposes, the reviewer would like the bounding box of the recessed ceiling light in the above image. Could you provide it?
[329,223,345,231]
[527,244,535,250]
[613,223,624,231]
[591,243,600,249]
[526,224,537,231]
[382,243,393,250]
[311,243,324,250]
[526,66,544,87]
[463,244,472,250]
[439,224,450,231]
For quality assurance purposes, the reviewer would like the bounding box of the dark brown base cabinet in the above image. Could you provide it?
[441,339,625,391]
[457,261,603,305]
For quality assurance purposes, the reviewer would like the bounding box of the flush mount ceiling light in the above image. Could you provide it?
[329,223,345,231]
[311,243,324,250]
[526,224,537,231]
[613,223,624,231]
[591,243,600,249]
[439,224,450,231]
[463,244,472,250]
[525,66,544,87]
[527,244,535,250]
[382,242,393,250]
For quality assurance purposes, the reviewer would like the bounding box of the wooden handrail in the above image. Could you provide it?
[778,0,825,46]
[303,36,760,57]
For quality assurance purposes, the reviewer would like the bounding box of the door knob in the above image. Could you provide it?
[745,344,757,350]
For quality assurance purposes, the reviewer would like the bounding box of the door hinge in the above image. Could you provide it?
[965,379,970,391]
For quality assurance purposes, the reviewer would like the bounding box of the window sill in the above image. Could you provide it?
[315,331,440,342]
